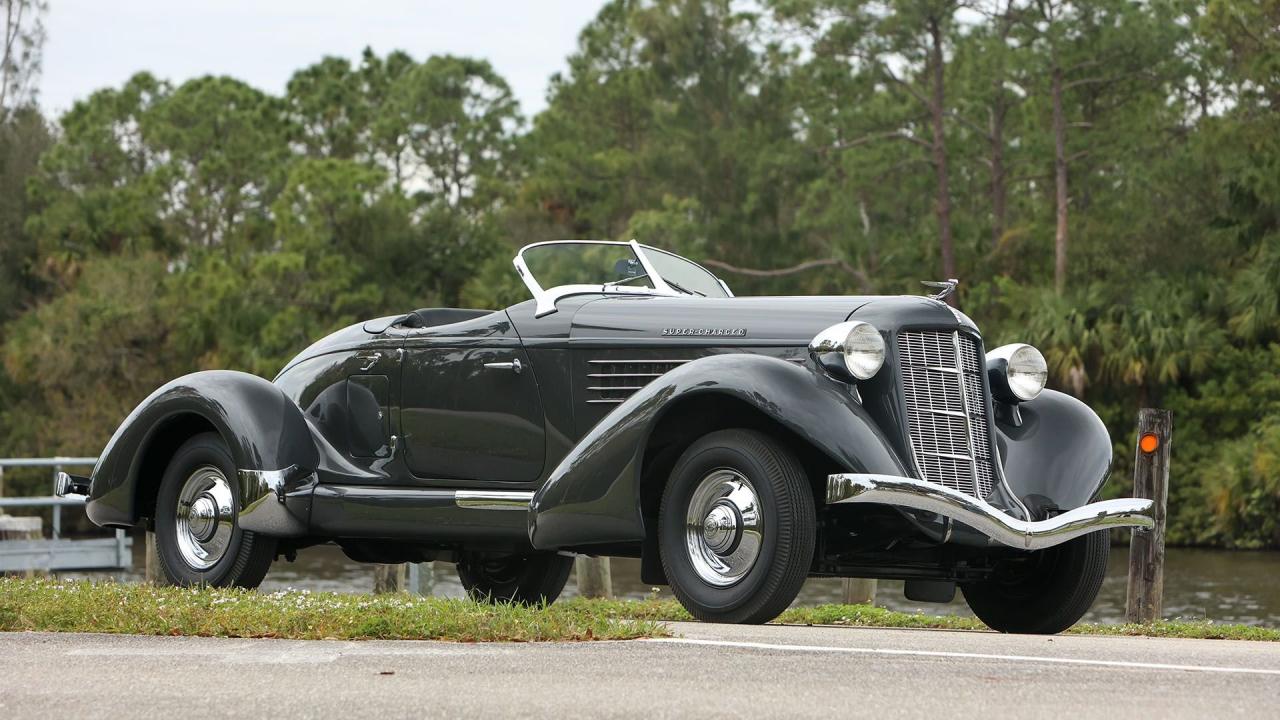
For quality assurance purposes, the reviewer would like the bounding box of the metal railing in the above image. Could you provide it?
[0,456,132,572]
[0,456,99,538]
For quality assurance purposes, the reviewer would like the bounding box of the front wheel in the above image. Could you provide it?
[659,429,816,624]
[153,433,275,588]
[961,530,1110,634]
[456,551,574,605]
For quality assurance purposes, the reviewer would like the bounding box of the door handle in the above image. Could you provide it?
[483,358,523,375]
[356,352,381,371]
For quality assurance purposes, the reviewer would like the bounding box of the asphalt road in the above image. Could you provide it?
[3,623,1278,719]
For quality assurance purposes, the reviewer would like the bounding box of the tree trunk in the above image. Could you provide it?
[988,3,1014,252]
[1052,65,1069,295]
[989,101,1007,251]
[928,17,957,304]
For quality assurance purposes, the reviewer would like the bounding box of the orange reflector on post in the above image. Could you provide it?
[1139,432,1160,454]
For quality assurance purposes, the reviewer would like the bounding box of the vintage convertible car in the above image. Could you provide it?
[60,240,1154,633]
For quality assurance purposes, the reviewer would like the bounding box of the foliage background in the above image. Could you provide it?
[2,0,1279,548]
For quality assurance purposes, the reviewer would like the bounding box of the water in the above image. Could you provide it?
[74,539,1280,626]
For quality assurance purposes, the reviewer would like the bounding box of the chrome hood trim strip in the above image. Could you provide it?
[826,473,1154,551]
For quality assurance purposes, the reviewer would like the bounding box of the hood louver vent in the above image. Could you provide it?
[585,359,691,404]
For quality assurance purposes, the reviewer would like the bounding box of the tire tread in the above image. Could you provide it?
[153,432,274,588]
[962,530,1110,634]
[659,428,815,624]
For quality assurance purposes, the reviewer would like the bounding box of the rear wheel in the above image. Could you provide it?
[153,433,275,587]
[961,530,1110,634]
[456,551,574,605]
[658,429,815,624]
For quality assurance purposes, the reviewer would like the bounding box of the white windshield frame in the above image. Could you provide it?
[513,239,730,317]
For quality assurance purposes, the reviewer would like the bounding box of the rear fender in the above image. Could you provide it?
[86,370,319,528]
[528,354,909,549]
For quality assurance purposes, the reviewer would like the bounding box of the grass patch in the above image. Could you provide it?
[1066,620,1280,642]
[778,603,987,631]
[776,604,1280,641]
[0,578,666,642]
[3,578,1275,643]
[570,598,1280,641]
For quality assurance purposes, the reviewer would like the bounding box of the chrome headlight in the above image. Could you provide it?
[986,343,1048,402]
[809,321,885,381]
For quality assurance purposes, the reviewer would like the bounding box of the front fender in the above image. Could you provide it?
[995,389,1113,516]
[86,370,318,528]
[528,354,909,549]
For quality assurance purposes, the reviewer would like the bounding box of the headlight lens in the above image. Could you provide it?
[809,321,885,381]
[987,343,1048,402]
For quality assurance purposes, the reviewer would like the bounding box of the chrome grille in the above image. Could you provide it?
[897,331,995,499]
[585,359,691,403]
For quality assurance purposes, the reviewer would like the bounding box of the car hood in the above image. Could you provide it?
[568,294,968,344]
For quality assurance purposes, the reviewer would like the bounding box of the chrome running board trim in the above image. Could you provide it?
[826,473,1154,551]
[454,490,534,511]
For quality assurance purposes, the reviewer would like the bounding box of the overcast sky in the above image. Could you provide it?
[39,0,609,120]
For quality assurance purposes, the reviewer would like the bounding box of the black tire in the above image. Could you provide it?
[153,432,275,588]
[456,551,574,605]
[961,530,1110,634]
[658,428,816,624]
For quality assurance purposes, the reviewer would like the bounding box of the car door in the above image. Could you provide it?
[397,312,547,486]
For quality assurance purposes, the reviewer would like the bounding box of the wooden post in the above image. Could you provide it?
[144,531,171,585]
[1126,408,1172,624]
[0,515,43,577]
[575,556,613,599]
[0,515,42,540]
[841,578,877,605]
[409,562,435,596]
[373,563,407,593]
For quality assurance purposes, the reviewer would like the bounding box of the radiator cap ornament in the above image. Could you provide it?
[922,278,959,301]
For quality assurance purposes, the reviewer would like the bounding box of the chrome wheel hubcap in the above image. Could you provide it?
[175,465,234,570]
[685,469,762,587]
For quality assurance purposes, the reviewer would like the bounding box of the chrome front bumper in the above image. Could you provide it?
[826,473,1154,551]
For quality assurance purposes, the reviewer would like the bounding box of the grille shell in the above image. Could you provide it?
[897,330,996,499]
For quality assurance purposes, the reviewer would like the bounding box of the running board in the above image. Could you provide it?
[826,473,1154,551]
[304,484,534,546]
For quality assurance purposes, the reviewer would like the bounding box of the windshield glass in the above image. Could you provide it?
[641,247,729,298]
[520,242,655,290]
[514,240,732,316]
